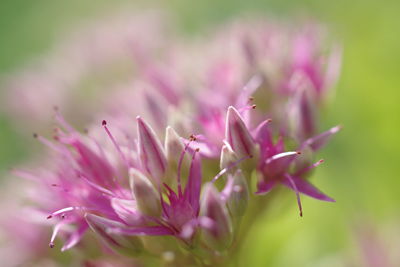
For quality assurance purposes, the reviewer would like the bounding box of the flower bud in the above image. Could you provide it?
[200,183,233,251]
[165,126,184,163]
[129,168,161,217]
[220,144,238,171]
[164,126,189,182]
[111,198,143,226]
[225,106,255,158]
[137,116,167,183]
[85,213,143,257]
[226,170,249,218]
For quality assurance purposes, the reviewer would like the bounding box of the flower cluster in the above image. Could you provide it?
[10,15,341,266]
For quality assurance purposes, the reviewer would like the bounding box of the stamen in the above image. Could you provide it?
[54,107,75,133]
[102,120,130,168]
[78,172,116,197]
[238,104,257,113]
[212,154,252,183]
[265,151,300,165]
[34,134,63,153]
[47,206,87,219]
[49,222,65,248]
[284,174,303,217]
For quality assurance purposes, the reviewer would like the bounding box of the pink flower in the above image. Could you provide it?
[6,16,342,265]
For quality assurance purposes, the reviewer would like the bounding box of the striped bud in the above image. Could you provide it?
[225,106,255,158]
[85,213,143,257]
[129,168,161,217]
[137,116,167,183]
[226,170,249,218]
[200,183,233,251]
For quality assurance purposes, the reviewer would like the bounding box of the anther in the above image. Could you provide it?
[102,120,107,126]
[33,133,38,138]
[189,134,197,141]
[251,104,257,109]
[49,242,55,248]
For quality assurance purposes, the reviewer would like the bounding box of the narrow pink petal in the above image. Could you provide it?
[263,151,300,177]
[302,125,341,151]
[256,179,277,195]
[253,119,273,147]
[184,153,202,215]
[282,175,335,202]
[61,223,88,252]
[145,67,180,106]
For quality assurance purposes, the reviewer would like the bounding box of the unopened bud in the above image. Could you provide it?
[200,183,233,251]
[225,106,255,158]
[220,144,238,171]
[226,170,249,218]
[137,116,167,183]
[165,126,184,162]
[85,213,143,257]
[129,168,161,217]
[111,198,143,226]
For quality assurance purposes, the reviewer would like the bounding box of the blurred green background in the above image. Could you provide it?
[1,0,399,266]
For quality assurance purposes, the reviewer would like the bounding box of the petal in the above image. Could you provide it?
[145,66,180,105]
[61,223,88,252]
[253,119,274,161]
[264,151,300,177]
[256,179,277,195]
[302,125,341,151]
[282,175,335,202]
[184,153,202,215]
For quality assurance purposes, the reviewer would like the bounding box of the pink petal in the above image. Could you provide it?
[184,154,202,215]
[256,179,277,195]
[302,125,341,151]
[282,175,335,202]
